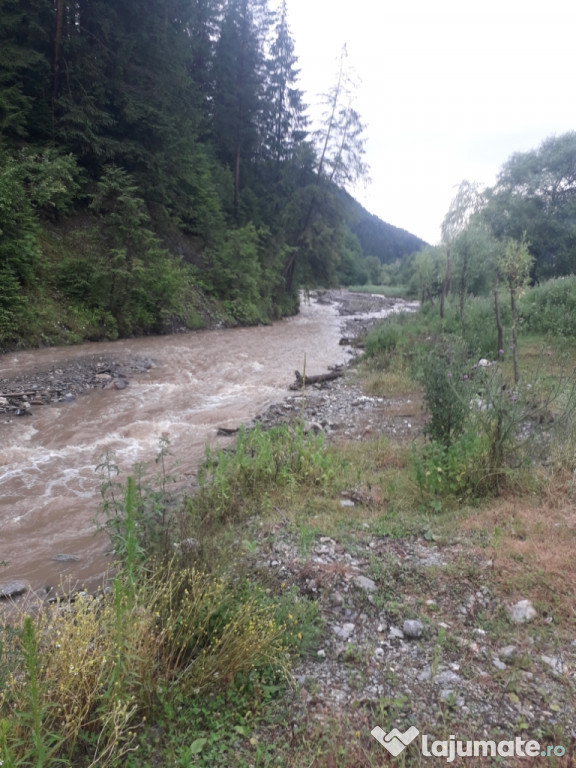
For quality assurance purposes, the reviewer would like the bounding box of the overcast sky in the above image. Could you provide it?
[283,0,576,245]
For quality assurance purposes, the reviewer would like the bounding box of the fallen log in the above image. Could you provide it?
[0,391,37,398]
[289,369,344,390]
[217,427,239,436]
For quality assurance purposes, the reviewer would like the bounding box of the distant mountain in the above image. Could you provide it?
[341,191,428,263]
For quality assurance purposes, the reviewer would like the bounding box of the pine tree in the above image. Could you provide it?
[211,0,271,219]
[263,0,307,166]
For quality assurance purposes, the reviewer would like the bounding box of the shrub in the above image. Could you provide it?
[416,338,470,447]
[519,276,576,339]
[191,422,337,524]
[364,321,402,357]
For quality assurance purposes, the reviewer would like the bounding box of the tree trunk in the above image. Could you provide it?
[53,0,64,99]
[290,369,343,390]
[510,284,519,385]
[494,270,504,355]
[440,247,451,320]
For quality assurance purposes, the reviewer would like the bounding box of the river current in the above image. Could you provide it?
[1,297,350,593]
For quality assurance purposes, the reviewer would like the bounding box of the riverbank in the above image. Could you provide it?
[2,294,575,767]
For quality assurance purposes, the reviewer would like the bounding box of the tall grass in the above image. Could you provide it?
[191,421,338,524]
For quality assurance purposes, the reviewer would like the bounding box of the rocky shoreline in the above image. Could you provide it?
[0,353,155,417]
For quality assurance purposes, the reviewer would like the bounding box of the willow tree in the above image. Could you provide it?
[498,237,533,384]
[439,180,484,320]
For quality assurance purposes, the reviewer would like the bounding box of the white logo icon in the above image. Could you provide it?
[371,725,420,756]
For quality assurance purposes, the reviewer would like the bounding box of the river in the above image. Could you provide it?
[1,296,356,594]
[0,293,418,597]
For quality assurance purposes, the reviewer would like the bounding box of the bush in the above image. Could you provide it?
[192,422,337,524]
[519,276,576,339]
[416,338,470,447]
[364,321,402,357]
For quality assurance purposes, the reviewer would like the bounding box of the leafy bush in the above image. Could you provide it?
[416,338,470,447]
[364,320,402,357]
[413,348,576,504]
[192,422,337,524]
[519,276,576,339]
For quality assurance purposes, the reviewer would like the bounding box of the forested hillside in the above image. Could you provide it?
[0,0,423,351]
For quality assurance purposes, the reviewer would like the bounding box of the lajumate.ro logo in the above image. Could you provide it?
[371,725,568,762]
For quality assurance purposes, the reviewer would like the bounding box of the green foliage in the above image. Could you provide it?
[364,320,402,357]
[19,148,84,219]
[207,223,270,324]
[485,132,576,278]
[0,0,428,349]
[192,422,337,524]
[86,165,191,336]
[417,339,470,447]
[413,346,576,504]
[519,275,576,339]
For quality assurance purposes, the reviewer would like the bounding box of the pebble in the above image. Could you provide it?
[403,619,424,639]
[499,645,517,660]
[541,655,565,674]
[354,574,377,593]
[332,623,355,641]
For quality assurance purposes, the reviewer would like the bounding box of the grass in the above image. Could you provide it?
[346,284,413,299]
[2,306,576,766]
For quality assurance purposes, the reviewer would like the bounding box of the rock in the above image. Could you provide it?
[354,574,377,593]
[389,625,404,640]
[331,590,344,606]
[52,554,81,562]
[332,623,355,641]
[340,499,355,507]
[433,669,462,686]
[541,655,565,674]
[112,379,128,390]
[499,645,517,660]
[478,358,490,367]
[492,658,507,671]
[0,580,30,599]
[403,619,424,639]
[508,599,537,624]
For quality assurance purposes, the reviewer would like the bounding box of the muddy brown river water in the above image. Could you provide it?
[1,297,354,594]
[1,294,416,596]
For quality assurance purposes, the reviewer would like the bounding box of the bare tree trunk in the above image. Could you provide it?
[494,270,504,355]
[53,0,64,99]
[510,284,519,385]
[440,247,451,320]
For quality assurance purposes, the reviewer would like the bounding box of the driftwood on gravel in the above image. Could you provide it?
[289,369,344,390]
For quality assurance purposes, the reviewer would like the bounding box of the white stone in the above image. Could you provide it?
[332,623,355,641]
[355,574,377,593]
[508,599,537,624]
